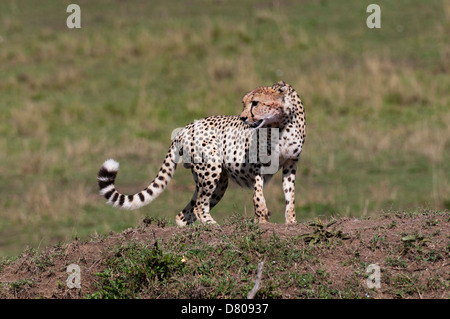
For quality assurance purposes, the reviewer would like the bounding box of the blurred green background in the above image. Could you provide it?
[0,0,449,256]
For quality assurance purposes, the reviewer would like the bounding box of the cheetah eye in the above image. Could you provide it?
[251,101,259,107]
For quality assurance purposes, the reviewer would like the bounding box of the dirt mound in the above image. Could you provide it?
[0,211,448,299]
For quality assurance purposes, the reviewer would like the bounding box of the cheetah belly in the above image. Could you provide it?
[223,162,257,188]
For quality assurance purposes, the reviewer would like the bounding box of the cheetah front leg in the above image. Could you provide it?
[282,159,298,224]
[253,174,270,223]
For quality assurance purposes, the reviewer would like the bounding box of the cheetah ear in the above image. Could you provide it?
[273,81,289,94]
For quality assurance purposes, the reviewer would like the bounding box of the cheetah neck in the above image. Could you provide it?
[281,90,305,131]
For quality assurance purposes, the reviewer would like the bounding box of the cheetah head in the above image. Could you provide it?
[240,81,290,129]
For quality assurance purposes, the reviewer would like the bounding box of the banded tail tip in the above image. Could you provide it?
[98,159,119,192]
[102,159,119,172]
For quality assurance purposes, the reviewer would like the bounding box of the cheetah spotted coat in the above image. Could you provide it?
[97,81,305,225]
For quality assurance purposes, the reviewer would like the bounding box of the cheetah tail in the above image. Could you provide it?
[97,141,178,210]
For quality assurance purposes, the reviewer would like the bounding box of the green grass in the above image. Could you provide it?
[87,240,185,299]
[0,0,449,256]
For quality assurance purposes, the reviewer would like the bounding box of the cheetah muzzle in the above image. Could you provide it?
[97,81,306,226]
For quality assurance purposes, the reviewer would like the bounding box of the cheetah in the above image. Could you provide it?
[97,81,306,226]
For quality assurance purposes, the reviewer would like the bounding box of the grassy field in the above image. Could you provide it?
[0,0,449,257]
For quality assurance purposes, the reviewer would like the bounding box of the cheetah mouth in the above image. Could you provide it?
[248,119,265,129]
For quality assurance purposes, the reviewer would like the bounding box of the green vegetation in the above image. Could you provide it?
[86,215,370,299]
[0,0,449,256]
[299,218,350,245]
[87,241,185,299]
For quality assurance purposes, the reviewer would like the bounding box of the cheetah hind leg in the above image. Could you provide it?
[175,190,198,227]
[208,170,228,211]
[176,167,201,226]
[175,167,228,226]
[176,187,218,226]
[192,166,229,225]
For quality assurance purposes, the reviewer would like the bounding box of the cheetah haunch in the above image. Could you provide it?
[97,81,306,226]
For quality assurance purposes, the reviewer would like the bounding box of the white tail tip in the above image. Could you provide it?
[103,158,119,172]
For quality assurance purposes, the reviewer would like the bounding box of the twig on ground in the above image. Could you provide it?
[247,261,264,299]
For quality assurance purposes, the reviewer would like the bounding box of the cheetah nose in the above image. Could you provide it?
[240,116,247,122]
